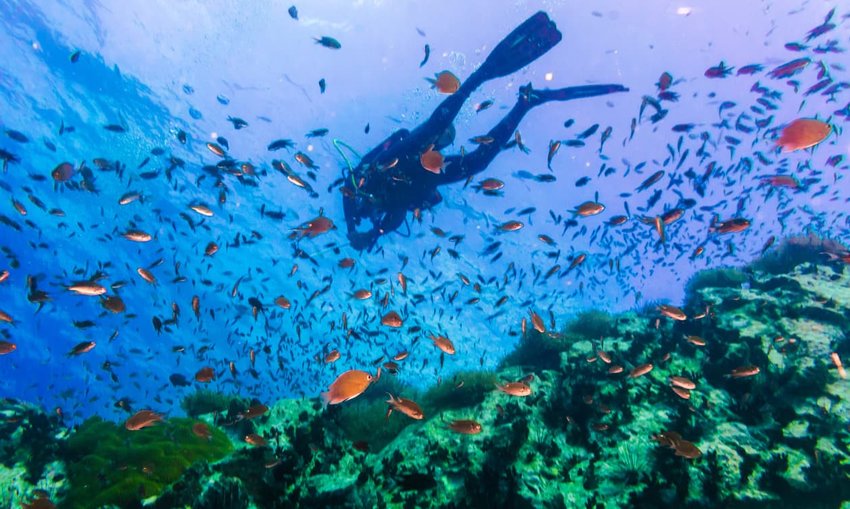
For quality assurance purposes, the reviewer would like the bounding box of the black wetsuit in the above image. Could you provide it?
[342,11,628,251]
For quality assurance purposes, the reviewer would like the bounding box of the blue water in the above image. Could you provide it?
[0,0,846,429]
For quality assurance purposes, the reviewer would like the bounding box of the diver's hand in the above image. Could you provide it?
[348,230,378,251]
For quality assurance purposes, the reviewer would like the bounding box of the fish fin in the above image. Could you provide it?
[320,391,332,408]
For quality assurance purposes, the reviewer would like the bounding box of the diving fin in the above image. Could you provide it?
[477,11,562,80]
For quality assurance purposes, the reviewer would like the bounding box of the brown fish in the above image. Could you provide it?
[386,393,424,420]
[629,363,653,378]
[726,365,760,378]
[192,422,212,440]
[125,410,163,431]
[195,367,215,383]
[495,382,531,397]
[0,341,16,354]
[381,311,403,328]
[447,419,482,435]
[658,304,686,321]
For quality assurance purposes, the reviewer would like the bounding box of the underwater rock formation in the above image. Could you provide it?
[6,245,850,508]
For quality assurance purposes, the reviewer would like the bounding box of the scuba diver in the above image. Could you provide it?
[341,11,628,251]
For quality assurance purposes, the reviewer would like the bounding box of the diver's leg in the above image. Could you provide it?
[405,11,562,151]
[437,83,628,184]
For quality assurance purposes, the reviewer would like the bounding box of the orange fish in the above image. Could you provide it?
[244,433,267,447]
[243,404,269,419]
[386,393,424,420]
[0,309,13,323]
[420,146,444,174]
[192,422,212,440]
[321,369,374,406]
[499,220,523,232]
[381,311,403,328]
[397,272,408,294]
[125,410,163,431]
[831,352,847,379]
[670,386,691,400]
[429,334,456,355]
[195,367,215,383]
[339,257,355,268]
[204,242,219,256]
[597,351,612,364]
[726,365,760,378]
[447,419,482,435]
[353,289,372,300]
[393,351,409,361]
[0,341,16,354]
[324,349,341,363]
[122,230,152,242]
[776,118,831,152]
[575,201,605,216]
[658,304,686,321]
[529,311,545,333]
[685,335,706,346]
[68,341,95,356]
[275,296,291,309]
[137,267,156,285]
[189,203,214,217]
[294,216,335,238]
[0,269,8,283]
[670,376,696,390]
[629,363,653,378]
[608,365,624,374]
[427,70,460,94]
[495,382,531,397]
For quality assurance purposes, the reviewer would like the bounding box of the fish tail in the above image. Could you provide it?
[320,391,332,408]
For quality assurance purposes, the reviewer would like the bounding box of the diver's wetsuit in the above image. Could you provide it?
[342,11,628,251]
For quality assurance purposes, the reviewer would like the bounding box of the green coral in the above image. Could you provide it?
[684,266,748,299]
[180,389,245,418]
[565,309,616,340]
[500,330,568,369]
[61,417,232,508]
[421,370,498,412]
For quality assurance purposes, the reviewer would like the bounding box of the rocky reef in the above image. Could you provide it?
[2,237,849,508]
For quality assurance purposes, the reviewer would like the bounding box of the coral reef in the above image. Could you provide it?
[61,417,232,508]
[11,237,850,507]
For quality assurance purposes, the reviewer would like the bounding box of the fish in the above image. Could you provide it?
[420,44,430,67]
[447,419,482,435]
[776,118,831,152]
[705,61,733,78]
[381,311,403,328]
[288,5,298,19]
[420,146,444,174]
[427,71,460,94]
[658,304,686,321]
[125,410,163,431]
[574,201,605,216]
[68,341,96,356]
[321,369,374,406]
[192,422,212,440]
[726,365,760,378]
[495,381,532,396]
[315,36,341,49]
[629,363,653,378]
[195,367,215,382]
[386,393,424,420]
[430,334,456,355]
